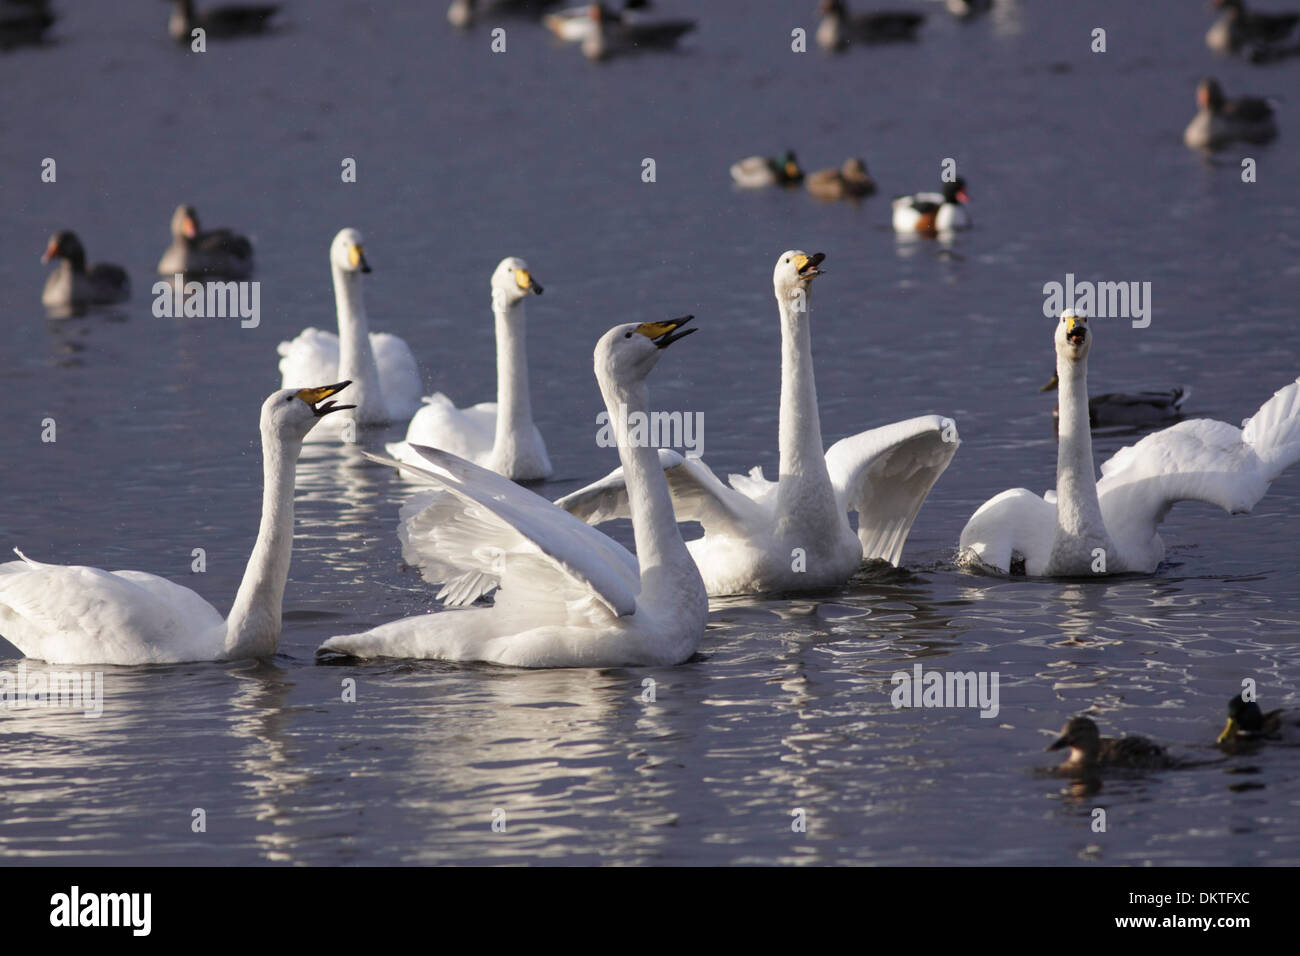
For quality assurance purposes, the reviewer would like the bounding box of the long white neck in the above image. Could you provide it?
[223,429,300,658]
[598,372,694,601]
[333,263,384,422]
[1054,355,1107,537]
[491,297,534,454]
[775,287,835,521]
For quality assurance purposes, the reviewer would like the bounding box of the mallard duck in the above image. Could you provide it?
[891,178,970,234]
[1218,695,1294,744]
[806,157,876,200]
[157,204,254,279]
[731,150,804,188]
[1206,0,1299,56]
[816,0,924,51]
[167,0,278,42]
[1184,77,1277,150]
[1046,716,1175,773]
[1041,372,1189,428]
[41,231,130,311]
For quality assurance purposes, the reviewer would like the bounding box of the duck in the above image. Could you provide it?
[806,157,876,201]
[40,230,130,311]
[385,257,550,481]
[157,204,255,279]
[448,0,559,28]
[816,0,925,51]
[945,0,993,18]
[892,178,971,235]
[1218,694,1294,744]
[581,2,695,60]
[1184,77,1277,150]
[1046,716,1175,774]
[730,150,804,188]
[0,383,354,665]
[958,311,1300,576]
[1040,371,1189,429]
[277,228,422,429]
[544,0,648,41]
[556,251,959,596]
[1206,0,1299,56]
[0,0,53,50]
[316,318,707,668]
[167,0,279,42]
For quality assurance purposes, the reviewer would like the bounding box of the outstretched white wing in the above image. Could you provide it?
[554,448,759,538]
[1098,378,1300,559]
[371,446,640,624]
[824,415,959,565]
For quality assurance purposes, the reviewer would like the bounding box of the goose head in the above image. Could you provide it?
[1046,715,1102,761]
[1197,77,1225,113]
[773,250,825,304]
[171,204,200,240]
[263,382,355,441]
[491,256,542,310]
[596,316,696,385]
[1055,309,1091,364]
[942,177,969,204]
[330,228,371,275]
[41,230,86,269]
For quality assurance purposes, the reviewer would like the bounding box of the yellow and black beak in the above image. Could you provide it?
[796,252,826,279]
[349,244,371,274]
[1216,717,1238,745]
[1040,372,1060,392]
[296,381,356,417]
[1065,315,1087,344]
[634,315,696,349]
[515,269,542,295]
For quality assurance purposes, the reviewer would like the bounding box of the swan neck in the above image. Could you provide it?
[224,428,299,658]
[1054,358,1105,535]
[333,262,382,413]
[776,289,833,506]
[492,300,534,450]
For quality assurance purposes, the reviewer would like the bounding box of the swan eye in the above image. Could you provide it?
[285,395,294,402]
[624,331,633,338]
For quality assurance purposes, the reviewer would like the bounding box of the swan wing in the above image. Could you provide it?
[1097,378,1300,553]
[555,448,757,537]
[957,488,1057,575]
[370,332,422,421]
[369,447,640,622]
[824,415,959,564]
[277,327,339,388]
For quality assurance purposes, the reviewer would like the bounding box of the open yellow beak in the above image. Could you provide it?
[515,269,542,294]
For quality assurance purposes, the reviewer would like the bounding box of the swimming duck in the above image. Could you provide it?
[1206,0,1299,56]
[1046,716,1174,773]
[806,157,876,200]
[816,0,925,51]
[891,178,970,234]
[581,2,694,60]
[1041,372,1189,428]
[1218,695,1293,744]
[40,231,130,311]
[731,150,804,188]
[448,0,559,28]
[1184,77,1277,150]
[157,204,254,279]
[543,0,648,41]
[0,0,53,50]
[168,0,278,42]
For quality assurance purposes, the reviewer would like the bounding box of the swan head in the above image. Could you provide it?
[491,256,543,308]
[263,382,356,439]
[1054,310,1090,363]
[331,228,371,275]
[171,204,200,240]
[41,230,85,267]
[773,250,825,301]
[596,316,696,382]
[1046,716,1101,759]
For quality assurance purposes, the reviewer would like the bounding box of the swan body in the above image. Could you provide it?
[41,230,130,310]
[386,257,550,480]
[959,312,1300,576]
[806,157,876,200]
[892,179,971,234]
[556,251,959,596]
[1184,77,1277,149]
[731,150,803,188]
[157,204,254,279]
[317,318,707,668]
[278,228,421,428]
[817,0,924,51]
[0,384,354,665]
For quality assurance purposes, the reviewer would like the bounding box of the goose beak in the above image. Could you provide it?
[796,252,826,279]
[635,315,697,349]
[296,381,356,417]
[1040,373,1060,392]
[1217,717,1237,744]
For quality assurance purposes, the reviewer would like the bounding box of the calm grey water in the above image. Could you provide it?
[1,0,1298,865]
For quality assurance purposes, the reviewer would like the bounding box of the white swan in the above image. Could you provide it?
[0,384,354,665]
[317,318,707,667]
[958,311,1300,576]
[556,251,959,596]
[385,257,550,481]
[278,229,421,428]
